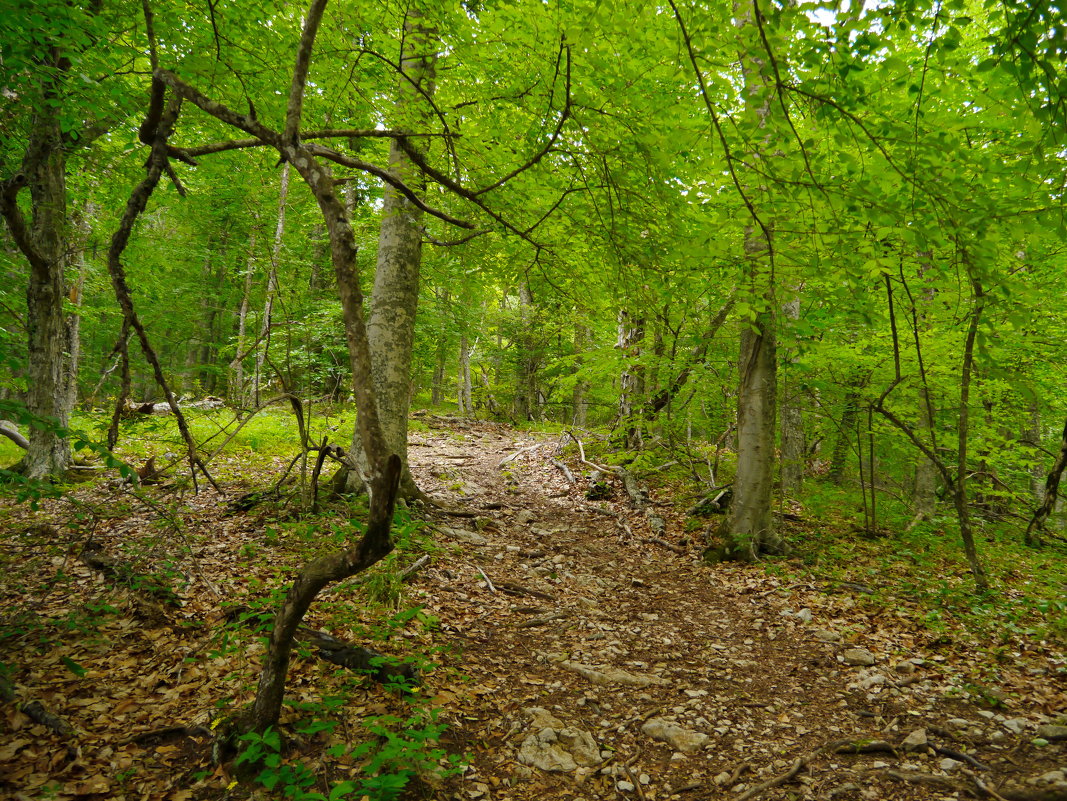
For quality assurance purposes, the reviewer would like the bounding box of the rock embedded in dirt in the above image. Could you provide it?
[441,526,489,546]
[901,728,928,752]
[814,629,842,642]
[556,660,671,687]
[842,647,877,666]
[1036,724,1067,741]
[516,707,600,772]
[641,718,710,753]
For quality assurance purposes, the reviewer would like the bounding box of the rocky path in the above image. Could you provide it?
[406,417,1067,801]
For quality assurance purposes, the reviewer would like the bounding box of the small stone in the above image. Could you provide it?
[939,758,961,771]
[893,661,916,675]
[977,710,996,719]
[616,780,635,792]
[843,648,877,666]
[815,629,841,643]
[1036,724,1067,741]
[947,718,971,729]
[902,728,928,752]
[1039,770,1066,784]
[639,774,651,785]
[796,608,813,623]
[714,771,731,786]
[1003,718,1029,735]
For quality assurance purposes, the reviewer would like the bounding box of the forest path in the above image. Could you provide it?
[406,416,1066,801]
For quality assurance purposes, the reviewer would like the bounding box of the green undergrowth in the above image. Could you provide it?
[774,481,1067,655]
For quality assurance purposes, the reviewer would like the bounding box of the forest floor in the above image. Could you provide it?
[1,415,1066,801]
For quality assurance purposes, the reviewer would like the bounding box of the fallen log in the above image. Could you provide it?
[295,627,419,688]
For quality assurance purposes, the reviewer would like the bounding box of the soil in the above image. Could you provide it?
[1,415,1066,801]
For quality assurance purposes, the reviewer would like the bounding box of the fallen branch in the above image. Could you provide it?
[494,579,556,601]
[0,675,74,737]
[295,627,418,687]
[735,739,851,801]
[551,457,575,484]
[476,566,496,592]
[515,612,567,628]
[499,443,540,467]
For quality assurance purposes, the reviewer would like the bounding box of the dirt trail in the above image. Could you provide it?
[407,417,1067,801]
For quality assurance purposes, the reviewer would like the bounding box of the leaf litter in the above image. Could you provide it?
[0,416,1065,800]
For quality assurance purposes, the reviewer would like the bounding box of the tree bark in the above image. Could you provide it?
[254,164,289,405]
[1026,415,1067,545]
[346,4,437,498]
[828,388,860,486]
[616,308,645,448]
[230,222,258,404]
[0,89,75,479]
[458,334,473,416]
[722,0,782,558]
[779,294,804,497]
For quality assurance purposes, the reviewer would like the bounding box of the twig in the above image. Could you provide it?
[499,443,540,467]
[515,612,567,628]
[400,554,431,581]
[476,567,496,592]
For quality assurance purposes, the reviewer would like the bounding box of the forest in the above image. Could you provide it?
[2,0,1067,798]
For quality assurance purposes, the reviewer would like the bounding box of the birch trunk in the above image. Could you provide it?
[230,224,258,404]
[253,164,289,405]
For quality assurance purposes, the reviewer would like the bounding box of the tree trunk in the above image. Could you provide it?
[828,387,861,485]
[253,164,289,405]
[1026,415,1067,545]
[230,223,258,404]
[572,322,590,427]
[346,6,437,498]
[779,294,804,497]
[457,334,472,416]
[2,101,75,479]
[728,306,782,558]
[912,383,938,517]
[513,281,540,421]
[721,1,782,559]
[617,308,645,448]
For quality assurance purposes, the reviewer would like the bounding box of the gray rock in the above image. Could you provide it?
[1036,724,1067,741]
[516,713,600,773]
[516,510,536,524]
[843,648,877,666]
[902,728,928,752]
[893,660,916,675]
[814,629,841,643]
[443,527,488,546]
[1003,717,1029,735]
[641,718,709,753]
[796,608,813,623]
[616,781,635,792]
[939,758,961,771]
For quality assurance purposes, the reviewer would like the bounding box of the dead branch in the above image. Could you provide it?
[551,457,575,483]
[0,675,74,738]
